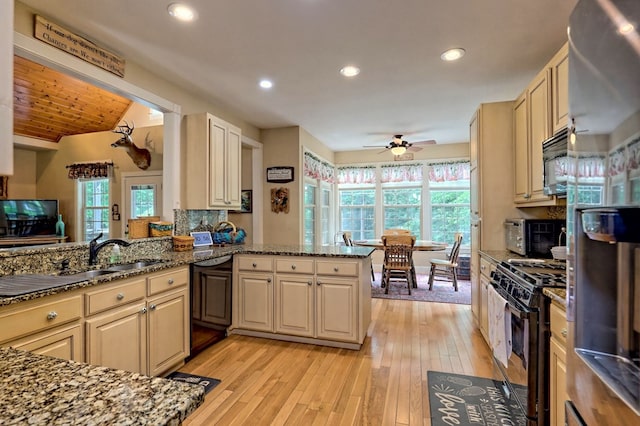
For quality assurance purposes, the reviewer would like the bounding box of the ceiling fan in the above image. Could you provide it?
[364,135,436,155]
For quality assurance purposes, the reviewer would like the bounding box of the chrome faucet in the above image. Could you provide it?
[89,232,131,266]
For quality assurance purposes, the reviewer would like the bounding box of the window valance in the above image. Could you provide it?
[304,152,335,183]
[66,161,113,179]
[380,163,422,183]
[428,161,470,182]
[337,166,376,184]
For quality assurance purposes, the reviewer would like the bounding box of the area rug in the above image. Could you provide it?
[165,371,220,395]
[371,273,471,304]
[427,371,527,426]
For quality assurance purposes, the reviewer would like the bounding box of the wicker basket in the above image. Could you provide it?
[128,219,149,239]
[149,221,173,237]
[173,235,194,252]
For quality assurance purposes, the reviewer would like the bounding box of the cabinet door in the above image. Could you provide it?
[480,274,490,339]
[550,337,567,426]
[148,287,190,376]
[528,69,552,202]
[86,303,147,374]
[316,277,357,342]
[550,43,569,135]
[209,116,241,209]
[8,322,83,362]
[275,275,314,337]
[470,221,481,324]
[237,272,274,332]
[513,92,530,202]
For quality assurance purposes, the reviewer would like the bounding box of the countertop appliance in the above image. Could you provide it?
[565,1,640,424]
[543,128,569,197]
[504,218,565,258]
[490,259,567,425]
[190,255,232,358]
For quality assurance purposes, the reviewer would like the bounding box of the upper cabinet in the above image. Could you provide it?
[184,113,242,210]
[513,43,567,206]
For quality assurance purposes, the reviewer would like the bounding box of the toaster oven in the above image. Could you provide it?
[504,218,566,258]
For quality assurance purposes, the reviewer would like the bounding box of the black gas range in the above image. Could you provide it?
[489,258,567,426]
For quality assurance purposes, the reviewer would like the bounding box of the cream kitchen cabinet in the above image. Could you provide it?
[478,255,496,343]
[232,254,370,349]
[514,43,567,206]
[0,292,83,362]
[550,43,569,135]
[549,301,568,426]
[184,112,242,210]
[85,267,190,376]
[469,102,517,328]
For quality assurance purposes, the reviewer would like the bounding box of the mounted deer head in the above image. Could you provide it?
[111,121,151,170]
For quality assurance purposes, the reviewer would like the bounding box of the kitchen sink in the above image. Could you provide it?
[71,269,114,279]
[105,260,165,272]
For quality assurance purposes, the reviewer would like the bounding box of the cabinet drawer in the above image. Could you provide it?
[148,267,189,296]
[316,260,358,277]
[85,278,146,316]
[550,302,568,346]
[236,256,274,272]
[0,295,82,343]
[276,258,314,274]
[479,256,495,279]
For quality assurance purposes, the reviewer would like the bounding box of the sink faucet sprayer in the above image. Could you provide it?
[89,232,131,266]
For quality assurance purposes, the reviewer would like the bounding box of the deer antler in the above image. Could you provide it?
[113,121,135,140]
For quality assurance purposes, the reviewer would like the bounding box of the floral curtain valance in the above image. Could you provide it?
[66,162,113,179]
[428,161,470,182]
[381,163,423,183]
[304,152,335,183]
[337,166,377,184]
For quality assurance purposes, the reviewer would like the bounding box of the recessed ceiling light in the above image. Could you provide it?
[259,79,273,89]
[167,3,197,22]
[340,65,360,77]
[619,22,635,34]
[440,48,466,62]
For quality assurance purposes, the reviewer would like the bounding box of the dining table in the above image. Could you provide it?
[352,239,448,251]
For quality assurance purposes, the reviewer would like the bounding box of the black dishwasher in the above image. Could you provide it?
[190,255,232,358]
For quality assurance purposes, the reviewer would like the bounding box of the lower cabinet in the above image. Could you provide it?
[85,266,190,376]
[8,322,83,361]
[233,254,369,348]
[549,301,568,426]
[478,254,496,343]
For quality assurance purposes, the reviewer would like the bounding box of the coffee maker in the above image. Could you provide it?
[571,207,640,413]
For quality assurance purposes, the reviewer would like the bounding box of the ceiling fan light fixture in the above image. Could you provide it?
[440,48,465,61]
[391,146,406,155]
[340,65,361,77]
[167,3,197,22]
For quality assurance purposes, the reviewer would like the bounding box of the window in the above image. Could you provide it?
[339,188,376,240]
[382,187,421,237]
[430,182,470,244]
[303,151,336,245]
[79,178,110,241]
[303,182,316,244]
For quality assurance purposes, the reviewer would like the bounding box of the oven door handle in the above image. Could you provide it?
[490,282,534,320]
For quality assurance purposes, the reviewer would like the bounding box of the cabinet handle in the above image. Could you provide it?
[307,280,313,286]
[481,265,486,270]
[150,304,157,310]
[46,311,58,320]
[141,307,147,314]
[524,193,531,199]
[116,293,125,300]
[291,264,296,270]
[333,267,339,272]
[252,262,257,268]
[168,278,174,285]
[561,329,567,338]
[267,278,272,283]
[316,280,321,286]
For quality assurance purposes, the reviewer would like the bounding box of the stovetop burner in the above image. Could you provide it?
[491,259,567,308]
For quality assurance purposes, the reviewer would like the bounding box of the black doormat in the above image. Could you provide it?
[165,371,221,395]
[427,371,528,426]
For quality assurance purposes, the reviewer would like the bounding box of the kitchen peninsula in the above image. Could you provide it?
[0,238,374,424]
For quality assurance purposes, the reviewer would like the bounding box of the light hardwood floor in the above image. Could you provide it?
[181,298,494,425]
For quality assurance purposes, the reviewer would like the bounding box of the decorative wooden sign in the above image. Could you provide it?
[34,15,126,77]
[266,166,294,183]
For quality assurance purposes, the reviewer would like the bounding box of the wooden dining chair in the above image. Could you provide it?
[381,234,416,294]
[427,233,463,291]
[382,228,412,236]
[343,232,376,282]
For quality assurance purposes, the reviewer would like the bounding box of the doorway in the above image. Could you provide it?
[121,172,163,237]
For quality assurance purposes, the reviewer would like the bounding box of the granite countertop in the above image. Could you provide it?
[0,243,376,306]
[543,287,567,308]
[0,347,203,425]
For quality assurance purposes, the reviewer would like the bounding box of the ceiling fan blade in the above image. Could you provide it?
[407,145,423,153]
[411,139,436,146]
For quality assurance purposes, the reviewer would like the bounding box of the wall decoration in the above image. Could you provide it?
[271,187,290,214]
[267,166,294,183]
[34,15,126,77]
[0,176,7,199]
[111,122,152,170]
[239,190,252,213]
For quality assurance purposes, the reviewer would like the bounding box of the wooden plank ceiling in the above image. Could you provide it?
[13,55,132,142]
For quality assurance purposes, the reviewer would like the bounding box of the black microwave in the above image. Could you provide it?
[542,128,569,197]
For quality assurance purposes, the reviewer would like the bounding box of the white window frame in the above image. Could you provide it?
[76,178,111,242]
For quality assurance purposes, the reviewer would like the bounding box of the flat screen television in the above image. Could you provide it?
[0,199,59,238]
